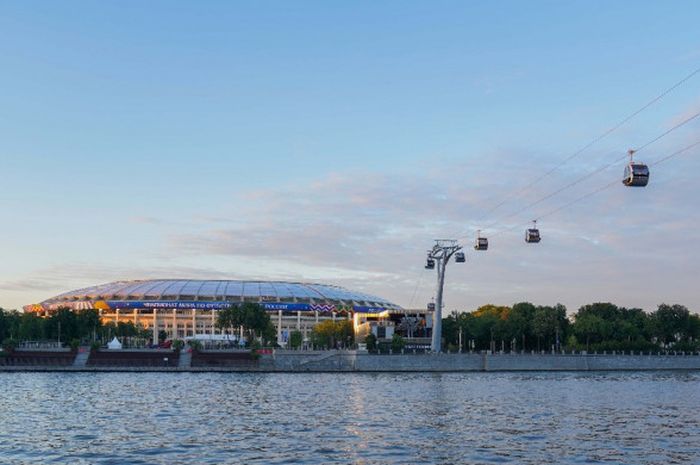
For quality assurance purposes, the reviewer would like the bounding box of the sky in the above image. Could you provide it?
[1,1,699,315]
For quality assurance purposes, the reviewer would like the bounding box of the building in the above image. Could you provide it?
[25,279,408,346]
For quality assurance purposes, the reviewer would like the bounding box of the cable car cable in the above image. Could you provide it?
[488,139,700,238]
[407,268,426,309]
[473,108,700,237]
[472,65,700,223]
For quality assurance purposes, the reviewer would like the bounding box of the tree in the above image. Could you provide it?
[509,302,536,351]
[310,320,354,349]
[572,313,606,351]
[216,303,274,345]
[652,304,691,346]
[391,333,405,352]
[289,330,303,350]
[19,311,45,341]
[531,304,567,351]
[0,308,20,348]
[364,333,377,352]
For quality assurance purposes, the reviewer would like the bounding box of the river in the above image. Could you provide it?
[0,371,698,464]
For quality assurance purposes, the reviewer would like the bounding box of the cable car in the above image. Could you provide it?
[455,252,466,263]
[474,230,488,251]
[622,149,649,187]
[425,258,435,269]
[525,220,541,243]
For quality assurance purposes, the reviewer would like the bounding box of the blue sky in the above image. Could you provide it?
[1,1,699,314]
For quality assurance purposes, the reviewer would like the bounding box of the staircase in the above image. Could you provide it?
[73,348,90,367]
[178,348,192,369]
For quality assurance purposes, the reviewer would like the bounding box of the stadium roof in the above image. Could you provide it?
[31,279,401,313]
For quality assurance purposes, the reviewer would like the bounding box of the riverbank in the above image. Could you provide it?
[2,350,700,372]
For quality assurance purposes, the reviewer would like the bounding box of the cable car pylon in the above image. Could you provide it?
[424,239,464,353]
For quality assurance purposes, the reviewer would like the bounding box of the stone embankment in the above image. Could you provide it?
[2,349,700,372]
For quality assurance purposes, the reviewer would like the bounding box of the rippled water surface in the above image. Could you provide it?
[0,371,699,464]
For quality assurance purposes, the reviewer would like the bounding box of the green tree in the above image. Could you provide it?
[289,330,303,350]
[391,333,406,352]
[4,310,21,343]
[364,333,377,352]
[572,313,607,351]
[509,302,536,351]
[19,312,46,341]
[310,320,354,349]
[651,304,691,346]
[532,304,567,351]
[216,303,274,345]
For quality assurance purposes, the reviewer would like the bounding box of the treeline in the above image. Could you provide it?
[0,308,149,348]
[443,302,700,352]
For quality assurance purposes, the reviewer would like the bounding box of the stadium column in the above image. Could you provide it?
[297,311,301,330]
[172,309,177,340]
[133,309,138,327]
[152,309,158,343]
[191,308,196,338]
[277,310,282,343]
[315,311,319,323]
[115,308,120,324]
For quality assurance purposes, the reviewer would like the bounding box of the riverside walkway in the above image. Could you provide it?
[2,349,700,373]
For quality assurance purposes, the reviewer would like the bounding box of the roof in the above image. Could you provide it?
[34,279,401,312]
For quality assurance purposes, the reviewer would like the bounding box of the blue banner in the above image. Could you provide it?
[106,300,389,313]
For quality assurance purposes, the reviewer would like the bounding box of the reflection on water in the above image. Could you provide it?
[0,371,698,464]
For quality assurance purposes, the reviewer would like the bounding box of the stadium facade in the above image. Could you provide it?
[26,279,406,345]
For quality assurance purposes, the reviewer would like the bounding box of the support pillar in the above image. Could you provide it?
[297,310,301,330]
[152,309,158,344]
[115,308,120,324]
[171,308,177,340]
[277,310,282,343]
[431,258,446,353]
[191,308,197,338]
[133,309,138,327]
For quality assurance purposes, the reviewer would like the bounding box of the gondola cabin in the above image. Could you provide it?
[455,252,466,263]
[525,228,541,243]
[425,258,435,269]
[622,162,649,187]
[474,237,488,251]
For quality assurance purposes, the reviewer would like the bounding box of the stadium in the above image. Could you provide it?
[25,279,419,346]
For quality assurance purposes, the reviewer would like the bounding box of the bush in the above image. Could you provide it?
[391,334,406,352]
[2,339,17,353]
[189,340,203,351]
[172,339,185,353]
[90,341,102,352]
[69,339,80,351]
[289,330,303,350]
[365,333,377,352]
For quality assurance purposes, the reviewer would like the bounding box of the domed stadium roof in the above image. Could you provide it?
[32,279,401,313]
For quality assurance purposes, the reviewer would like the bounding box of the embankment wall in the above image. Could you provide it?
[2,350,699,372]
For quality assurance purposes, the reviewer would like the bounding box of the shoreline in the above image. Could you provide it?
[2,351,700,373]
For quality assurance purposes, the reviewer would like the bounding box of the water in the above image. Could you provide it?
[0,371,699,464]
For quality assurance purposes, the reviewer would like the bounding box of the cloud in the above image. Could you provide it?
[5,143,699,315]
[155,145,700,315]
